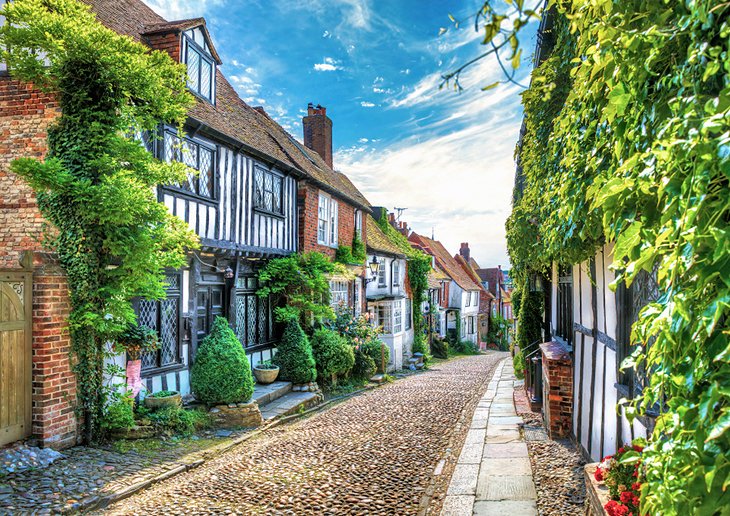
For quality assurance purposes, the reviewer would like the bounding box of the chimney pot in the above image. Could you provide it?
[459,242,470,261]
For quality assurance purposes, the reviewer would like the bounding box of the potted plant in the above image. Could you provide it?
[253,359,280,384]
[144,389,183,410]
[115,322,159,398]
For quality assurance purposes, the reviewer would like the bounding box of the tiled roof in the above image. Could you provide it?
[477,267,502,297]
[427,266,450,289]
[366,215,405,258]
[410,234,482,292]
[142,18,222,64]
[469,257,481,270]
[84,0,370,210]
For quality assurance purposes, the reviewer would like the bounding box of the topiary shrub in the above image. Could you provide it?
[431,337,449,359]
[191,317,254,405]
[361,338,390,373]
[311,328,355,385]
[273,319,317,384]
[352,348,377,380]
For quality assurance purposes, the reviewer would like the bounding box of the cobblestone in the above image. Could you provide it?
[103,353,505,515]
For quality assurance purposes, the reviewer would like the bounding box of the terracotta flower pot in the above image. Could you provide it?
[144,392,182,410]
[253,366,280,385]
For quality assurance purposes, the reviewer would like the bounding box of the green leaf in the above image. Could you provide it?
[482,81,500,91]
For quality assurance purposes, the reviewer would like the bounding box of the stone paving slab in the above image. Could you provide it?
[443,495,476,515]
[458,443,485,464]
[483,442,528,458]
[476,475,537,501]
[259,391,320,420]
[479,458,532,477]
[251,381,292,406]
[447,464,480,495]
[472,500,537,515]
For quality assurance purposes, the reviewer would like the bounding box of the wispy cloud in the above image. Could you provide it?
[360,101,376,108]
[314,57,342,72]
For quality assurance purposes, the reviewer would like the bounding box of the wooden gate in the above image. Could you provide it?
[0,270,32,446]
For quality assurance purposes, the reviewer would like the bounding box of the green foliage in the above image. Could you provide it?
[351,232,366,263]
[190,317,254,405]
[149,390,177,398]
[431,337,449,359]
[0,0,197,441]
[273,319,317,384]
[137,405,211,436]
[335,245,354,265]
[310,327,355,384]
[499,2,730,512]
[360,338,390,373]
[510,289,522,319]
[450,339,478,356]
[351,348,377,380]
[487,313,510,351]
[374,211,431,354]
[255,360,277,370]
[115,322,159,361]
[512,349,525,380]
[100,391,135,432]
[515,287,543,354]
[328,306,382,348]
[257,252,343,327]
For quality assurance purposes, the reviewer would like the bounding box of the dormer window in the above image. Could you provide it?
[183,27,215,102]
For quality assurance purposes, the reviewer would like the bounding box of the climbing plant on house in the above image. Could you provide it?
[0,0,198,442]
[454,1,730,513]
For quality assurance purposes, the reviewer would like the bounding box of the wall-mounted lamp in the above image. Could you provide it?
[365,255,380,284]
[224,266,234,279]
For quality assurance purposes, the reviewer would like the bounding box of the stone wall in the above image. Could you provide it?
[540,340,573,438]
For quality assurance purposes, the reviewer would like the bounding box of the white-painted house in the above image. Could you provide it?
[364,214,413,371]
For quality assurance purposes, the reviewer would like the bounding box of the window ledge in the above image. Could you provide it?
[253,207,285,219]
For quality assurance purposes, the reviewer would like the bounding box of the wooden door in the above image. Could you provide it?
[0,271,32,446]
[195,284,225,342]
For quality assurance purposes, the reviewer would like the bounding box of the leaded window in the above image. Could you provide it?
[183,28,215,102]
[378,258,386,287]
[392,261,400,287]
[394,302,402,333]
[376,304,392,334]
[253,166,284,215]
[617,266,660,400]
[234,275,274,348]
[164,131,215,199]
[137,273,182,372]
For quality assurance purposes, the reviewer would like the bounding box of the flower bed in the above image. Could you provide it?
[586,441,645,516]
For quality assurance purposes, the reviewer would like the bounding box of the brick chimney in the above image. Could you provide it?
[459,242,470,261]
[302,103,333,169]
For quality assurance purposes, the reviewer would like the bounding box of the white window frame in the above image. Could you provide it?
[377,258,387,287]
[354,209,362,237]
[460,318,466,338]
[353,280,361,316]
[376,303,392,334]
[317,192,338,246]
[394,301,402,333]
[405,299,412,331]
[392,260,400,287]
[329,280,348,308]
[466,291,471,307]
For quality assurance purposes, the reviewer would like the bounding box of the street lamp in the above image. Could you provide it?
[365,255,380,284]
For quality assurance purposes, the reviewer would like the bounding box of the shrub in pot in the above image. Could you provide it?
[273,318,316,384]
[253,359,280,385]
[191,317,254,405]
[311,327,355,385]
[144,389,182,410]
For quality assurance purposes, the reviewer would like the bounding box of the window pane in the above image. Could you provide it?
[330,200,337,244]
[264,173,273,211]
[199,148,213,197]
[186,46,200,92]
[273,176,282,213]
[200,58,212,99]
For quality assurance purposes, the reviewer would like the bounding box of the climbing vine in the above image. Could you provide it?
[1,0,198,442]
[375,211,431,354]
[486,1,730,513]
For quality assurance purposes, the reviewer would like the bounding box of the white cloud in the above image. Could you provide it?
[360,101,376,108]
[358,138,369,143]
[314,56,342,72]
[142,0,223,20]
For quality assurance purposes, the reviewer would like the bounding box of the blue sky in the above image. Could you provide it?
[143,0,538,268]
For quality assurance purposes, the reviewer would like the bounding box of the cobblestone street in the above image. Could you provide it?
[103,353,505,515]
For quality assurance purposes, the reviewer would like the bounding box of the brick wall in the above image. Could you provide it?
[144,32,181,62]
[0,77,59,269]
[297,181,365,259]
[31,253,78,449]
[541,340,573,438]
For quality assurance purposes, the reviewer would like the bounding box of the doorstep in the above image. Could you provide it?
[251,381,292,406]
[259,391,322,421]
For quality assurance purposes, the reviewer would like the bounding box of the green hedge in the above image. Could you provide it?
[274,319,317,384]
[311,327,354,384]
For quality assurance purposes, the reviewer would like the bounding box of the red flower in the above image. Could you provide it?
[620,492,633,504]
[632,470,639,478]
[594,467,604,482]
[618,447,626,454]
[631,482,641,491]
[633,445,644,452]
[632,495,640,506]
[604,455,613,461]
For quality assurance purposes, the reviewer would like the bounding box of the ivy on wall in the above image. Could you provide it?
[0,0,198,441]
[500,2,730,513]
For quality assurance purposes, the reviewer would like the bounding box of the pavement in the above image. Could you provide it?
[101,353,506,515]
[442,359,538,515]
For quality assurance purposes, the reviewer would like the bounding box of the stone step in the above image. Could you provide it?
[259,391,322,421]
[251,381,292,407]
[370,374,385,384]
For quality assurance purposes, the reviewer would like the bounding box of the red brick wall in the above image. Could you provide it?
[0,77,59,269]
[31,253,77,449]
[297,181,365,259]
[541,340,573,438]
[144,32,181,62]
